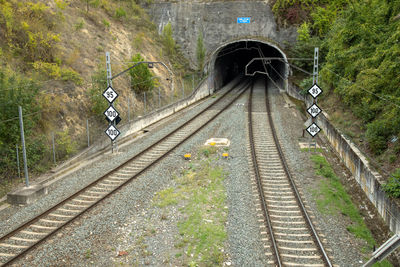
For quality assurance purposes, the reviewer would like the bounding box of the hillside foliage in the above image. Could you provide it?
[129,53,155,94]
[0,0,186,188]
[0,68,44,178]
[279,0,400,157]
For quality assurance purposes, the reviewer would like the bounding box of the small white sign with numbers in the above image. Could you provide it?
[103,86,118,103]
[306,123,321,137]
[307,103,322,118]
[105,125,120,141]
[104,106,119,122]
[308,84,323,99]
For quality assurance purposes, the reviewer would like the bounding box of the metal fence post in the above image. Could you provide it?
[133,92,136,115]
[158,87,161,108]
[128,97,131,122]
[144,92,146,114]
[52,132,56,164]
[182,79,185,99]
[16,144,21,179]
[86,119,90,147]
[18,106,29,187]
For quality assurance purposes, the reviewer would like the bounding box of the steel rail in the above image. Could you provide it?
[248,82,282,266]
[264,80,333,267]
[0,78,249,266]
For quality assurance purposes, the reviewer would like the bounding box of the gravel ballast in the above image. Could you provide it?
[2,80,380,266]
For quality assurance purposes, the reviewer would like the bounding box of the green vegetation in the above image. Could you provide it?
[153,146,227,266]
[310,154,375,250]
[102,18,110,28]
[74,18,85,31]
[153,187,179,207]
[280,1,400,156]
[32,62,82,85]
[88,67,108,118]
[129,53,155,94]
[114,6,126,19]
[382,169,400,198]
[55,129,77,160]
[162,22,176,56]
[0,0,190,194]
[373,260,393,267]
[200,145,217,158]
[0,68,44,179]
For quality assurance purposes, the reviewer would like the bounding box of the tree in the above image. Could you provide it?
[129,53,154,94]
[162,22,175,56]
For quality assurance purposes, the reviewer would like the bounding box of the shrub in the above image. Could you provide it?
[74,19,85,30]
[162,22,175,56]
[365,119,390,155]
[32,62,82,84]
[55,0,69,10]
[382,169,400,198]
[102,19,110,28]
[115,7,126,19]
[88,67,108,118]
[55,129,77,159]
[129,53,154,94]
[0,1,60,63]
[0,68,43,178]
[297,22,311,42]
[60,68,83,85]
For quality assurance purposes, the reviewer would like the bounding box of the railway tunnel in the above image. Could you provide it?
[209,40,289,91]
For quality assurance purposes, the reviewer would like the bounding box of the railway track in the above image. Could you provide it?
[247,79,333,267]
[0,79,250,266]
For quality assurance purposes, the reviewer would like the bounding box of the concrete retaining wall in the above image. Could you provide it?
[287,82,400,234]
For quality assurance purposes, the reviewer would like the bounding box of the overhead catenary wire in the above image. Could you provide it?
[266,61,286,81]
[0,110,42,124]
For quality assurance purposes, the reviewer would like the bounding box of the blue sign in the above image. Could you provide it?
[237,17,251,24]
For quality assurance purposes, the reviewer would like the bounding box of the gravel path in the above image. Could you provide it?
[3,79,376,266]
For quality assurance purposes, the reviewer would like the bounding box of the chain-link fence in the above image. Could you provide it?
[4,72,204,183]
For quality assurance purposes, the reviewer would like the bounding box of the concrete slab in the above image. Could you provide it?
[298,142,320,149]
[204,138,230,147]
[7,184,48,205]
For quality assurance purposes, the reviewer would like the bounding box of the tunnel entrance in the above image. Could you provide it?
[210,40,288,90]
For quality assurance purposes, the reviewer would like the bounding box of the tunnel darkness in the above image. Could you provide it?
[213,41,287,89]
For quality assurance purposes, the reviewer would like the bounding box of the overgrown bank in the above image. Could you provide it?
[276,0,400,190]
[0,0,194,195]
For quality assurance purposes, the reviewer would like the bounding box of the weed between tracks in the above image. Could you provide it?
[153,145,227,266]
[309,153,392,266]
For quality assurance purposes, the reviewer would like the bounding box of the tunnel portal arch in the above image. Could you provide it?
[207,39,289,92]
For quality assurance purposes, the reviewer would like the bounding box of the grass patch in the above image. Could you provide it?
[153,151,227,266]
[300,147,324,153]
[372,260,392,267]
[199,145,218,158]
[153,187,179,207]
[310,154,376,250]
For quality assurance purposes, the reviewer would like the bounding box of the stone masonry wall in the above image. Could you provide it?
[147,1,297,68]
